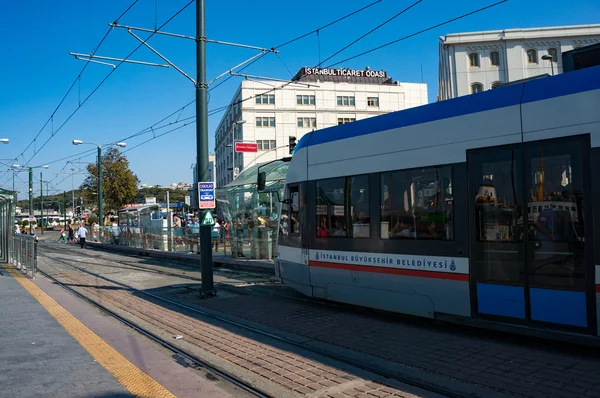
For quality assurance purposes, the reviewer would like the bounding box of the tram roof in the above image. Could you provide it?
[295,65,600,152]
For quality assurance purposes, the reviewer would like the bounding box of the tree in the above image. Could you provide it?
[80,148,139,214]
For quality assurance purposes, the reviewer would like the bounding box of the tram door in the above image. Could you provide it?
[469,137,594,332]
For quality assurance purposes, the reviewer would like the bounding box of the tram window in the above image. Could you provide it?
[288,186,300,236]
[350,175,370,238]
[316,178,347,238]
[381,166,453,240]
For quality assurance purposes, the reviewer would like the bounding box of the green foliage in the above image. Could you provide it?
[134,187,187,204]
[80,148,139,213]
[87,215,99,225]
[22,220,29,227]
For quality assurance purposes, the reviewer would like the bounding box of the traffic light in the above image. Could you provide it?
[289,136,297,155]
[75,206,82,217]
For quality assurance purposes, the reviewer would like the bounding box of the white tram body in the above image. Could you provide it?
[276,65,600,339]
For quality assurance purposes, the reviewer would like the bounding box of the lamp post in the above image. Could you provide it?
[0,139,8,144]
[225,120,246,183]
[541,54,554,76]
[72,140,126,226]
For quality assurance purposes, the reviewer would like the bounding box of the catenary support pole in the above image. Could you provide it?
[63,191,66,229]
[197,0,214,296]
[28,168,33,215]
[40,172,44,235]
[97,146,103,226]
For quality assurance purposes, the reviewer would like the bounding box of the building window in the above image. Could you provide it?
[381,166,453,240]
[337,118,356,125]
[256,117,276,127]
[367,97,379,107]
[296,95,315,105]
[548,48,558,62]
[468,52,480,67]
[255,94,274,105]
[471,83,484,94]
[490,51,500,66]
[527,49,538,64]
[337,96,355,106]
[491,81,503,89]
[256,140,276,151]
[297,117,317,128]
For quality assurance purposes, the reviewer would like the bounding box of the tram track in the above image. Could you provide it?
[40,240,333,305]
[36,263,272,398]
[37,248,475,398]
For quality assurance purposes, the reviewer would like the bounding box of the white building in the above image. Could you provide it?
[438,24,600,101]
[214,67,428,188]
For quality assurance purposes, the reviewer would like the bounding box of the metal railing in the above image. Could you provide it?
[90,225,278,260]
[11,234,37,278]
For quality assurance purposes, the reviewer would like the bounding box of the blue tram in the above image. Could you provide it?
[275,65,600,340]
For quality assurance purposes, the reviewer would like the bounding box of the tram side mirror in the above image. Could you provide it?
[257,171,266,192]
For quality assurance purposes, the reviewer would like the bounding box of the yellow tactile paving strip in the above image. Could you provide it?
[2,264,176,398]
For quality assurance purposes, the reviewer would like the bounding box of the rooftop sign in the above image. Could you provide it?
[303,67,387,78]
[293,67,393,85]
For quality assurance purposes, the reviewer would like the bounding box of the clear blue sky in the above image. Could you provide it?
[1,0,599,199]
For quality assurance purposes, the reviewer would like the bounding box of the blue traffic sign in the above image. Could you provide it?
[198,182,216,209]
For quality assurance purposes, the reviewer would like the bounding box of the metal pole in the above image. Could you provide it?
[551,61,554,76]
[197,0,214,296]
[71,168,75,215]
[40,172,44,235]
[231,125,235,182]
[63,191,67,229]
[28,168,33,215]
[97,145,103,226]
[166,191,172,252]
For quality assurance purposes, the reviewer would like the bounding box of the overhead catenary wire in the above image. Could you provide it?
[20,0,195,167]
[319,0,423,66]
[324,0,509,68]
[274,0,383,49]
[15,0,447,194]
[12,0,141,167]
[206,0,510,120]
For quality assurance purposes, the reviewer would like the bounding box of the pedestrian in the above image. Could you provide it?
[68,225,75,242]
[58,227,68,243]
[77,224,88,248]
[212,218,221,252]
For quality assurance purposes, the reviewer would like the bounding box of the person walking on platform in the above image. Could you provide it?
[58,227,68,243]
[68,225,75,242]
[77,224,88,248]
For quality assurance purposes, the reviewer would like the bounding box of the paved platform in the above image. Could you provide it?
[0,264,243,398]
[0,266,131,397]
[193,287,600,398]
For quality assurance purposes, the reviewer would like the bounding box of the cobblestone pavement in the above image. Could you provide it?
[194,288,600,398]
[39,260,438,398]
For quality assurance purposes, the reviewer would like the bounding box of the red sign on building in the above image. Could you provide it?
[235,142,258,153]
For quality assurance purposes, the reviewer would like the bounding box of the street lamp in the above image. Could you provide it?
[0,139,9,144]
[72,140,126,226]
[541,54,554,76]
[225,120,246,182]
